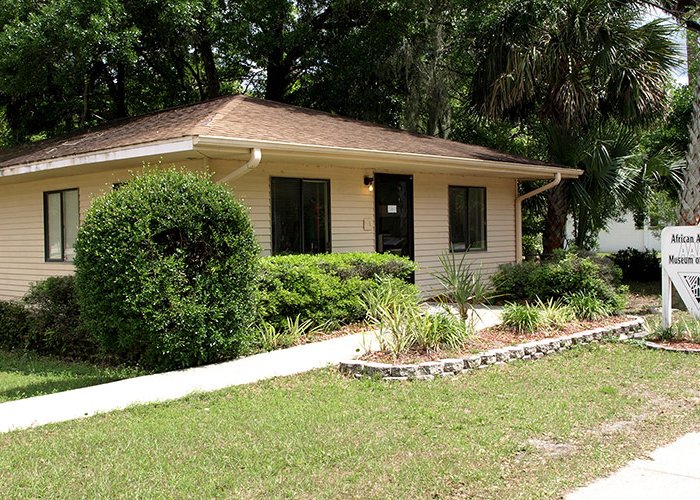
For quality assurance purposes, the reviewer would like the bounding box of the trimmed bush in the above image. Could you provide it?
[75,169,259,370]
[23,276,94,359]
[493,252,626,313]
[258,253,416,328]
[612,247,661,282]
[502,303,543,334]
[0,300,29,350]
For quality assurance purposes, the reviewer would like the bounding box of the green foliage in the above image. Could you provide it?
[535,297,576,328]
[611,248,661,283]
[493,252,625,314]
[254,315,323,352]
[74,169,259,371]
[360,275,421,320]
[412,311,472,352]
[503,297,583,333]
[364,284,472,357]
[368,305,472,358]
[647,314,700,344]
[434,251,493,319]
[565,291,612,321]
[647,190,680,236]
[501,303,543,334]
[23,276,94,359]
[0,301,29,351]
[258,253,416,328]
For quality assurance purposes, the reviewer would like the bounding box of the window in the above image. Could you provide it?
[449,186,486,252]
[44,189,79,262]
[271,177,330,254]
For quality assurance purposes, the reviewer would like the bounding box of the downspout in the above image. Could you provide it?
[515,172,561,262]
[217,148,262,184]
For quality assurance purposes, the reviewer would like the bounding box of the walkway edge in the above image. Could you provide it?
[0,332,375,434]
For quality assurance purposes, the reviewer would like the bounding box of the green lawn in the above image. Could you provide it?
[0,350,139,403]
[1,344,699,498]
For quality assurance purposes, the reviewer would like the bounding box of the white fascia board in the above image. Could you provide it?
[0,137,197,178]
[194,135,582,179]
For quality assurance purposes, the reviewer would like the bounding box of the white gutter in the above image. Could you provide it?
[1,134,581,181]
[515,172,562,262]
[217,148,262,184]
[0,137,196,177]
[195,135,582,180]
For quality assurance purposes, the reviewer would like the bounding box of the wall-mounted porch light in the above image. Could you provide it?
[364,176,374,192]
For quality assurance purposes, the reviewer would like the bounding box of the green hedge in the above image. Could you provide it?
[611,247,660,282]
[0,276,92,358]
[258,253,416,328]
[75,169,260,370]
[23,276,94,359]
[492,252,626,312]
[0,300,29,351]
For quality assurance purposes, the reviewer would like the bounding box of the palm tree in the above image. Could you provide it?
[680,77,700,224]
[471,0,679,253]
[550,123,684,247]
[645,1,700,225]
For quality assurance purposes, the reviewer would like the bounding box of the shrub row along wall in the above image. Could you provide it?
[258,253,415,328]
[340,318,646,381]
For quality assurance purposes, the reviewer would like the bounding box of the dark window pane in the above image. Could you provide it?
[449,187,467,252]
[302,180,330,253]
[468,187,486,250]
[46,193,62,260]
[63,189,79,261]
[44,188,79,262]
[271,177,330,255]
[449,186,486,252]
[271,178,301,254]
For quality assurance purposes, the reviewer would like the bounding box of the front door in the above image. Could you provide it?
[374,174,414,260]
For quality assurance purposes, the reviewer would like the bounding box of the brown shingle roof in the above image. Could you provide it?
[0,94,553,169]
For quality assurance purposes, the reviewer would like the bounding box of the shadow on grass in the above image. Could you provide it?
[0,350,138,403]
[0,375,122,402]
[625,280,686,314]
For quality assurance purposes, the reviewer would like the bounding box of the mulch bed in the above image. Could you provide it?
[646,339,700,351]
[294,322,371,346]
[362,315,637,364]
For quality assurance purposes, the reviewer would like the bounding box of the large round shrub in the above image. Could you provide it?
[75,169,259,370]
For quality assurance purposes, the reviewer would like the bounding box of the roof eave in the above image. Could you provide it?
[0,137,197,178]
[194,135,583,179]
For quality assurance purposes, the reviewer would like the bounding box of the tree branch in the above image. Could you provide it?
[638,0,700,32]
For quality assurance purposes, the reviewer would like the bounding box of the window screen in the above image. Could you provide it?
[449,186,486,252]
[271,178,330,254]
[44,189,79,262]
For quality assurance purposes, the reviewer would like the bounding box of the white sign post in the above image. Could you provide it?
[660,226,700,328]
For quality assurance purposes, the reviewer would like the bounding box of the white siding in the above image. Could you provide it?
[0,159,517,300]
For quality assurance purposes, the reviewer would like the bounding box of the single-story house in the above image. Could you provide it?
[0,95,581,300]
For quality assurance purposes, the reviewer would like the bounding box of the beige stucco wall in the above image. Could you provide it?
[0,159,516,300]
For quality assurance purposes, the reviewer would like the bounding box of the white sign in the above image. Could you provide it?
[661,226,700,326]
[387,205,397,214]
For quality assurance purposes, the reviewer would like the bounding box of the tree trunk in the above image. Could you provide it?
[265,48,290,102]
[542,181,569,254]
[106,62,128,119]
[679,74,700,225]
[197,35,220,99]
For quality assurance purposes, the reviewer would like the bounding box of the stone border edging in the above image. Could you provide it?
[339,317,646,381]
[644,341,700,354]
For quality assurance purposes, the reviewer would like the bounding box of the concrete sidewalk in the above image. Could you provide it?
[0,332,376,434]
[0,305,503,434]
[567,433,700,499]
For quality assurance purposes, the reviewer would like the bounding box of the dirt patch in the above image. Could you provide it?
[648,339,700,351]
[526,438,576,457]
[598,420,636,435]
